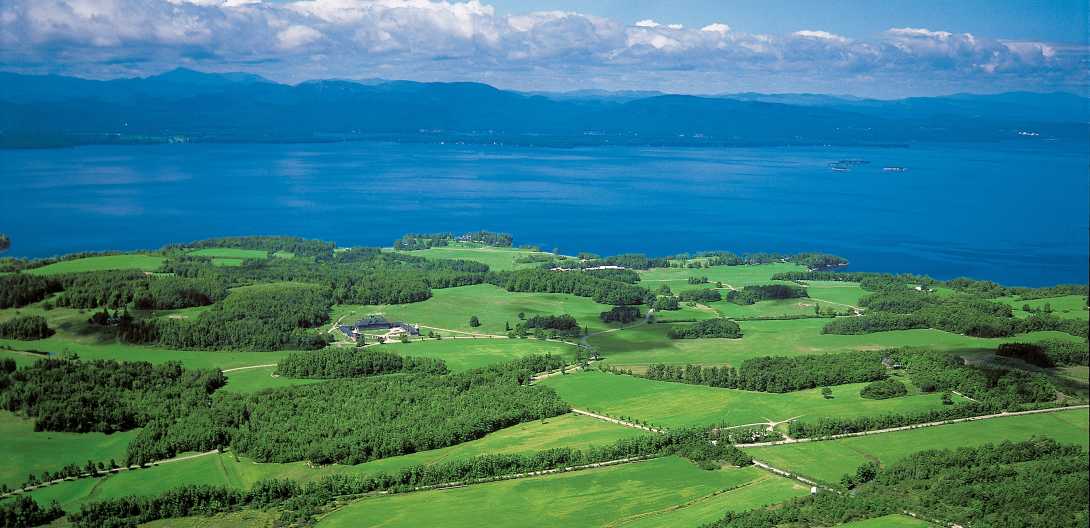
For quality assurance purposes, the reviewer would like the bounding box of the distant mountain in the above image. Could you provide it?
[0,70,1085,148]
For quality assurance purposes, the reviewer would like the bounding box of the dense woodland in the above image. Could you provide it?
[0,358,224,434]
[393,231,513,250]
[705,439,1088,528]
[996,339,1089,367]
[725,284,808,305]
[487,269,648,305]
[276,348,448,378]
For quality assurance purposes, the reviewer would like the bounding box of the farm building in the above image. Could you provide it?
[339,315,420,341]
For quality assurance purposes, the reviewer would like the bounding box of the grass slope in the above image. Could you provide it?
[317,457,800,528]
[540,370,967,428]
[26,255,164,276]
[745,408,1090,483]
[838,515,935,527]
[397,245,553,272]
[993,294,1089,321]
[0,412,138,490]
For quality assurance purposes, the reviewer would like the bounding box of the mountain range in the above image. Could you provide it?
[1,68,1086,148]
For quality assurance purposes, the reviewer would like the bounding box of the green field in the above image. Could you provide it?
[26,413,645,512]
[332,283,620,336]
[222,365,326,393]
[25,254,165,276]
[993,294,1089,321]
[0,336,293,371]
[1,411,138,490]
[541,370,967,428]
[637,262,805,292]
[745,408,1090,483]
[384,338,577,372]
[838,515,935,527]
[318,457,806,528]
[187,248,270,260]
[589,318,1076,370]
[398,245,556,272]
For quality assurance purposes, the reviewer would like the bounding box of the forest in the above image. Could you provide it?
[724,284,808,305]
[0,315,53,340]
[487,268,648,305]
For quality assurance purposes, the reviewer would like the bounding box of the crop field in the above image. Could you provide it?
[386,338,576,372]
[0,336,293,371]
[317,457,805,528]
[1,412,138,491]
[397,245,554,271]
[745,408,1090,483]
[588,318,1077,370]
[993,294,1089,321]
[540,370,966,428]
[25,254,165,275]
[332,283,620,335]
[26,413,645,512]
[799,280,868,307]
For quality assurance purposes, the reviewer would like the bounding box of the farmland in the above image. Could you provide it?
[317,457,808,528]
[745,408,1090,483]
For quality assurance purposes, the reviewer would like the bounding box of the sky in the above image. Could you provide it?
[1,0,1087,97]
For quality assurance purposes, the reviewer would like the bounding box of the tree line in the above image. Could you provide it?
[724,284,807,305]
[0,315,53,340]
[487,269,648,305]
[666,319,742,339]
[629,350,886,392]
[704,438,1087,528]
[276,348,448,379]
[996,339,1088,368]
[164,236,336,258]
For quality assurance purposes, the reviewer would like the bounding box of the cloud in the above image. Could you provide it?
[0,0,1084,96]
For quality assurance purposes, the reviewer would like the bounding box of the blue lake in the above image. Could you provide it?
[1,140,1087,286]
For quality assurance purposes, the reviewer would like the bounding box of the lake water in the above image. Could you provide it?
[1,140,1087,286]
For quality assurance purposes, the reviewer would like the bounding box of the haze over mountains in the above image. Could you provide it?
[1,68,1086,148]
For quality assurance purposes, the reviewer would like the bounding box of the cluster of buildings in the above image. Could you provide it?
[338,314,420,342]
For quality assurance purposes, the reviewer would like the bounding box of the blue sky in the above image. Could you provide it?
[1,0,1086,97]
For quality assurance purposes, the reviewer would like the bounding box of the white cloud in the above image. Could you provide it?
[0,0,1083,95]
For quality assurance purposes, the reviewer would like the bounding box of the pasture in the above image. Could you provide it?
[25,255,165,276]
[745,408,1090,484]
[187,248,269,260]
[222,365,325,393]
[540,370,966,429]
[317,457,803,528]
[332,283,619,336]
[26,413,644,512]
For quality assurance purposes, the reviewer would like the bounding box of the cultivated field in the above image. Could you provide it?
[1,412,138,491]
[398,245,553,271]
[385,338,576,372]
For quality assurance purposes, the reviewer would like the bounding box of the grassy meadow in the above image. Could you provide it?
[317,457,806,528]
[540,370,967,428]
[838,515,935,527]
[25,255,165,276]
[744,408,1090,484]
[993,294,1089,321]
